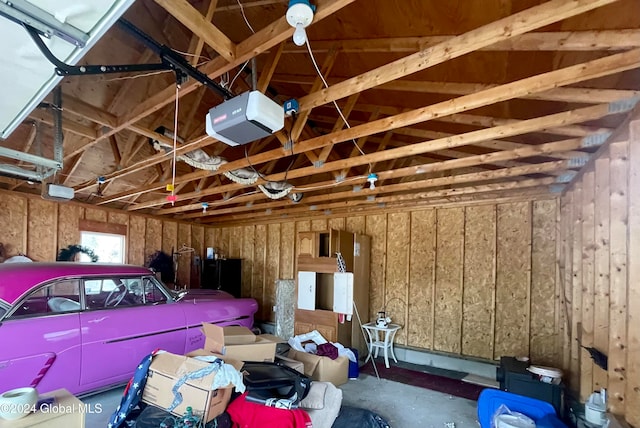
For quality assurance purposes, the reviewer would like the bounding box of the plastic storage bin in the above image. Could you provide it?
[477,389,567,428]
[348,348,359,379]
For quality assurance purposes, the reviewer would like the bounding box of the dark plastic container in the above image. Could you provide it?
[348,348,359,379]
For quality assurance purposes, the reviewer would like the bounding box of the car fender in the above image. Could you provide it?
[0,351,56,390]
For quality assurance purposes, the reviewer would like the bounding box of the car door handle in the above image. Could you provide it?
[87,317,107,323]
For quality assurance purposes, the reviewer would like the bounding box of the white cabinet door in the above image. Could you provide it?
[333,272,353,315]
[297,271,316,310]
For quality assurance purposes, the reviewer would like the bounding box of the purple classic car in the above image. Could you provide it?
[0,262,258,396]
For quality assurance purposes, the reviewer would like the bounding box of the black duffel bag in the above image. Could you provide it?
[241,361,312,409]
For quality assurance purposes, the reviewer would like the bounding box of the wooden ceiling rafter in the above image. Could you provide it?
[194,177,558,225]
[179,160,567,221]
[99,46,639,208]
[296,0,625,112]
[274,74,640,105]
[151,114,610,218]
[280,30,640,54]
[153,0,235,62]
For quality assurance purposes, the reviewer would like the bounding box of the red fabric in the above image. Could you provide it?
[227,393,312,428]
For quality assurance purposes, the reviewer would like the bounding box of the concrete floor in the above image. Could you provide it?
[82,372,480,427]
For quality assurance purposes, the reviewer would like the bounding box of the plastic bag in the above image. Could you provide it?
[492,404,536,428]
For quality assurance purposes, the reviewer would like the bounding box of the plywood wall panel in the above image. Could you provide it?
[0,193,26,256]
[593,156,611,391]
[495,201,531,359]
[128,215,146,266]
[219,228,230,258]
[191,225,205,257]
[190,224,205,288]
[280,222,295,280]
[229,226,242,258]
[296,220,311,233]
[205,228,215,253]
[265,223,281,322]
[56,204,81,254]
[145,218,162,257]
[434,207,464,354]
[580,171,596,400]
[311,219,328,232]
[27,199,57,261]
[253,225,267,320]
[177,223,192,288]
[328,217,345,230]
[345,215,365,234]
[162,221,177,255]
[626,122,640,427]
[531,199,559,366]
[462,205,496,360]
[609,141,629,414]
[385,212,410,345]
[408,209,436,349]
[108,211,129,226]
[241,226,255,298]
[84,207,107,222]
[570,185,583,392]
[366,214,387,321]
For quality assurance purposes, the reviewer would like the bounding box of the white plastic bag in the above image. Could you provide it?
[491,404,536,428]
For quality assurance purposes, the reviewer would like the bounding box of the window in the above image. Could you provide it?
[83,276,166,309]
[10,279,81,318]
[80,231,125,263]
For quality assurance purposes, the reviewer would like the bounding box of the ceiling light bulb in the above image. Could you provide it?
[293,23,307,46]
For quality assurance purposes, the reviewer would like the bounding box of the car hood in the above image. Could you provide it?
[174,289,236,302]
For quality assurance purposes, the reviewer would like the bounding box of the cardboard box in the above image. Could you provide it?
[287,349,349,386]
[0,389,84,428]
[201,323,280,362]
[275,354,305,374]
[141,352,242,422]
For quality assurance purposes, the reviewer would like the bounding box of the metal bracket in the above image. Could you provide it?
[581,132,612,148]
[0,0,88,47]
[23,19,234,99]
[313,160,324,168]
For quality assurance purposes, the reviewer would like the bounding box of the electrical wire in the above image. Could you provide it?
[170,48,211,63]
[170,85,180,204]
[236,0,256,34]
[292,175,365,192]
[229,60,250,91]
[103,69,171,81]
[304,38,372,172]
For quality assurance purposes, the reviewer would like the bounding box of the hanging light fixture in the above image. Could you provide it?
[286,0,315,46]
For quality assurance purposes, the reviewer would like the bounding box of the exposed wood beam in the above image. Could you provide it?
[226,49,640,172]
[153,0,235,62]
[291,48,339,141]
[62,152,85,186]
[187,0,220,66]
[274,74,640,105]
[28,110,97,140]
[317,93,360,162]
[216,0,285,11]
[65,0,356,165]
[147,124,610,216]
[282,30,640,54]
[195,177,557,223]
[102,48,639,205]
[109,136,122,166]
[63,96,118,129]
[297,0,624,111]
[257,42,285,93]
[181,161,565,219]
[349,104,612,137]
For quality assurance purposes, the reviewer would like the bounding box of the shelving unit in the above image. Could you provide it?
[294,229,370,357]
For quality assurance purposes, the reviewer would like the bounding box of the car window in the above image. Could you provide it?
[84,277,146,309]
[143,277,168,305]
[9,279,81,318]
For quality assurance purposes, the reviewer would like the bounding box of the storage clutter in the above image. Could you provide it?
[108,323,355,428]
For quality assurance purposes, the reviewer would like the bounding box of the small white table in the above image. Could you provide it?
[362,322,401,368]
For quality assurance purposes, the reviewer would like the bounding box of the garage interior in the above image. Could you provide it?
[0,0,639,426]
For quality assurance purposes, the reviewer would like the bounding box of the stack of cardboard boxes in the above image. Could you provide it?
[141,324,349,423]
